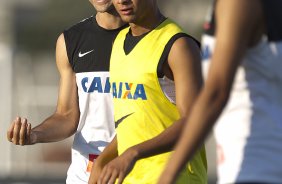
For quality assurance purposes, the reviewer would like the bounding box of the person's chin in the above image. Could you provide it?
[120,15,134,23]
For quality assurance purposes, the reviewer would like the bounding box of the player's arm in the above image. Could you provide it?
[88,136,118,184]
[7,33,80,145]
[158,0,264,183]
[97,36,203,184]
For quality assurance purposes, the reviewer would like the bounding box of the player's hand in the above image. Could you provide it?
[7,117,35,145]
[98,148,137,184]
[88,160,103,184]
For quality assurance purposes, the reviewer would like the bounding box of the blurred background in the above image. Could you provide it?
[0,0,216,183]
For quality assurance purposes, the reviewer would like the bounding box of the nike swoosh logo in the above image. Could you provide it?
[115,113,134,128]
[78,50,94,57]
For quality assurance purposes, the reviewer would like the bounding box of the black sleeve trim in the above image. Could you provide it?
[157,33,201,78]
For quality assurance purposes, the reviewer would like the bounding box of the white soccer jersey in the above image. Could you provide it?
[202,34,282,183]
[63,16,127,183]
[66,72,115,184]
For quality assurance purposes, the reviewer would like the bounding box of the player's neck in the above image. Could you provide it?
[96,11,124,30]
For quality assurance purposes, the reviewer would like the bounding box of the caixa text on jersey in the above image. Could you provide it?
[81,77,147,100]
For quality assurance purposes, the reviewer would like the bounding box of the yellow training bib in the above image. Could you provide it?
[110,18,207,184]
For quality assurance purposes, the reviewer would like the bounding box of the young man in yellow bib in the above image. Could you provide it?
[88,0,207,183]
